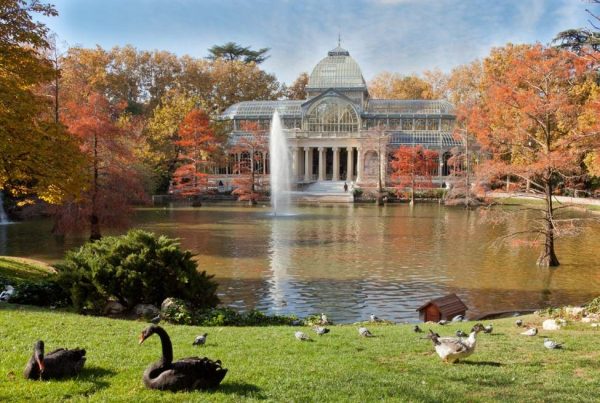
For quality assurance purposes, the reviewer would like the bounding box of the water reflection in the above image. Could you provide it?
[2,204,599,322]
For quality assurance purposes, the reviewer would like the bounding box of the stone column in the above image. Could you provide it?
[380,149,387,187]
[356,147,363,184]
[346,147,354,182]
[332,147,340,181]
[318,147,325,181]
[291,147,298,181]
[304,147,311,182]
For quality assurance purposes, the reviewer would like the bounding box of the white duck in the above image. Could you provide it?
[358,327,374,337]
[544,338,563,349]
[295,331,310,341]
[428,324,485,363]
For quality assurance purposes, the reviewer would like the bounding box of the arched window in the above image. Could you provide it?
[305,98,359,132]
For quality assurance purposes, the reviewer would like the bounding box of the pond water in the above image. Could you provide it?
[1,203,599,323]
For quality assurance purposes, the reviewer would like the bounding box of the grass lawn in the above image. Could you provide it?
[0,305,598,402]
[0,257,55,282]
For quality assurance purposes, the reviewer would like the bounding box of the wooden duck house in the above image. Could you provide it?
[417,294,467,322]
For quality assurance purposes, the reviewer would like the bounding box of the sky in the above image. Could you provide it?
[40,0,594,85]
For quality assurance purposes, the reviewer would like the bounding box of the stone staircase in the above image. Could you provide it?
[292,181,354,203]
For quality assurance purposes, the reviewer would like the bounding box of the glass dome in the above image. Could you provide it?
[306,46,367,90]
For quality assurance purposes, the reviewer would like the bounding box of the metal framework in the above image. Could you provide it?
[305,97,359,132]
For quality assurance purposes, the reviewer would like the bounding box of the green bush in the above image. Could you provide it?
[0,275,70,307]
[55,230,219,314]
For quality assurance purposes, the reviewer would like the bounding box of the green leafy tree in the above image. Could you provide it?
[56,230,219,313]
[207,41,270,64]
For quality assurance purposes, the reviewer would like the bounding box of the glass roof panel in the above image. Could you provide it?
[221,100,304,119]
[367,99,455,115]
[389,131,462,147]
[307,47,367,90]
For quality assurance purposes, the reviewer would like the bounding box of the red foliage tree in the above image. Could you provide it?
[52,92,147,240]
[170,109,217,205]
[391,145,438,204]
[464,44,600,266]
[231,121,268,205]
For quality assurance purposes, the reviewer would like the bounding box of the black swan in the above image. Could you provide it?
[24,340,86,380]
[139,325,227,391]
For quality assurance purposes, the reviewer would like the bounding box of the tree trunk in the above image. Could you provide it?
[90,132,101,241]
[537,182,560,267]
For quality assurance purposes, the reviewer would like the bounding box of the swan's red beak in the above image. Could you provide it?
[138,333,146,345]
[36,356,45,372]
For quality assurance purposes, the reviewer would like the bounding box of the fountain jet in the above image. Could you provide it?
[269,110,291,215]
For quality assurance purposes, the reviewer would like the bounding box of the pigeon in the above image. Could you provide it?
[193,333,208,346]
[370,314,381,323]
[320,313,329,325]
[521,327,538,336]
[483,324,493,334]
[456,330,467,338]
[413,325,423,333]
[544,338,563,349]
[150,315,161,324]
[515,319,523,327]
[452,315,464,322]
[295,331,310,341]
[291,319,303,326]
[313,326,330,336]
[358,327,374,337]
[438,320,447,325]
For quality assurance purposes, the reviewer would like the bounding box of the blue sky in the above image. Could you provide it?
[41,0,593,85]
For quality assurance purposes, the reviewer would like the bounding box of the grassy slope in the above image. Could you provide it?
[0,257,55,282]
[0,305,598,402]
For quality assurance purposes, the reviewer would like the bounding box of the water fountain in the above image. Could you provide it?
[269,110,292,215]
[0,192,11,224]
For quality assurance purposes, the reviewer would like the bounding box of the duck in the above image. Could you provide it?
[295,331,310,341]
[150,315,161,324]
[413,325,423,333]
[193,333,207,346]
[369,314,382,323]
[428,324,484,363]
[313,326,330,336]
[24,340,86,380]
[543,338,563,349]
[438,320,448,325]
[515,319,523,327]
[452,315,464,322]
[320,313,329,325]
[521,327,538,336]
[139,325,227,391]
[358,327,374,337]
[483,324,493,334]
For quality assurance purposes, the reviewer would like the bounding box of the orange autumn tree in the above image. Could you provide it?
[171,108,216,205]
[391,146,439,204]
[465,44,600,267]
[231,121,268,205]
[54,92,147,240]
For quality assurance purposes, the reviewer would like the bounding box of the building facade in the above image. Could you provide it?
[219,45,461,189]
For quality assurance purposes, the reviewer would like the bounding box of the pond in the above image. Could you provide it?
[1,203,599,323]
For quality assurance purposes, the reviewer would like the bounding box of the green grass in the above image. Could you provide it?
[0,256,55,282]
[1,305,599,402]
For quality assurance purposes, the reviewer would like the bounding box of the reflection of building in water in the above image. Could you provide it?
[217,45,462,190]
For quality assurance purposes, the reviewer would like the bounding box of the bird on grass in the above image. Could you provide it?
[358,327,374,337]
[313,326,330,336]
[515,319,523,327]
[24,340,86,380]
[370,314,382,323]
[193,333,208,346]
[438,320,448,325]
[521,327,538,336]
[452,315,464,322]
[139,325,227,391]
[295,331,311,341]
[320,313,329,325]
[483,324,493,334]
[150,315,161,324]
[428,324,485,364]
[413,325,423,333]
[455,330,467,338]
[544,338,563,349]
